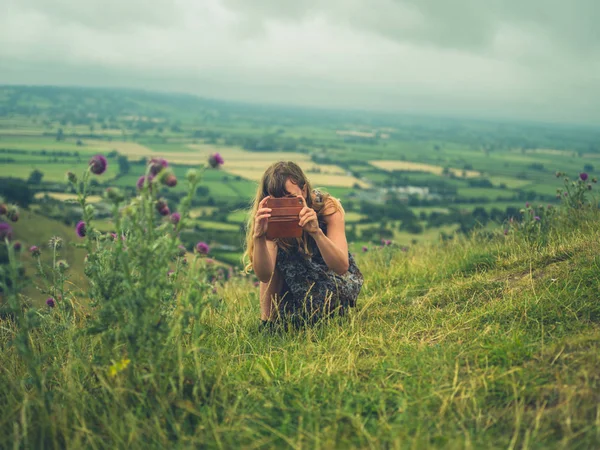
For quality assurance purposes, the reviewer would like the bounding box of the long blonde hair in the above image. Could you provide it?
[243,161,341,273]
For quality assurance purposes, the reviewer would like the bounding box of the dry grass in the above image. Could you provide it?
[34,192,104,203]
[370,160,481,178]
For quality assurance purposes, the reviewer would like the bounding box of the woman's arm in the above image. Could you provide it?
[299,196,349,275]
[311,210,349,275]
[253,236,279,283]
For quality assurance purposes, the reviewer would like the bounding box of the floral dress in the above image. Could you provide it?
[274,204,364,323]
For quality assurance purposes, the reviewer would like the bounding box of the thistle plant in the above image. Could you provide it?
[66,155,215,368]
[555,171,597,211]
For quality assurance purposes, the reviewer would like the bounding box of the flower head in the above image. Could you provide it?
[136,175,154,190]
[208,153,224,169]
[89,154,108,175]
[362,246,368,252]
[580,172,589,181]
[46,297,55,308]
[149,158,168,176]
[503,229,509,235]
[196,241,210,254]
[66,171,77,184]
[164,173,177,187]
[254,281,260,287]
[525,202,530,208]
[0,222,12,240]
[178,245,186,257]
[170,212,181,224]
[534,216,541,221]
[29,245,41,257]
[156,199,169,216]
[76,221,86,238]
[0,204,6,215]
[13,241,21,251]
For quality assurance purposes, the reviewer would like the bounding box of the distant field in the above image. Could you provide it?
[369,160,480,178]
[34,192,103,203]
[0,162,118,183]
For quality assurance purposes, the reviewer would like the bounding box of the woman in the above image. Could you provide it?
[244,161,364,327]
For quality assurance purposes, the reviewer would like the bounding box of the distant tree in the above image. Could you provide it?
[76,139,84,146]
[118,155,130,175]
[584,163,595,172]
[56,128,64,141]
[27,169,44,184]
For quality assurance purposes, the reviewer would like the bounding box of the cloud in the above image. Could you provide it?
[0,0,598,123]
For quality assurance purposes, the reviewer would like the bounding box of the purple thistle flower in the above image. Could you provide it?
[386,240,392,246]
[89,154,107,175]
[178,245,186,257]
[564,192,568,197]
[76,221,86,238]
[534,216,541,221]
[167,270,175,278]
[163,173,177,187]
[525,202,530,208]
[13,241,21,251]
[149,158,168,176]
[29,245,40,256]
[196,241,210,254]
[208,153,225,169]
[170,212,181,224]
[362,246,368,252]
[206,258,214,264]
[503,229,509,235]
[580,173,589,181]
[46,297,55,308]
[136,175,154,190]
[0,222,12,240]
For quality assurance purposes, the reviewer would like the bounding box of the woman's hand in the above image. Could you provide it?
[253,196,272,239]
[298,195,320,235]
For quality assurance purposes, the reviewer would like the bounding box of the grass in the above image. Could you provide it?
[2,211,600,447]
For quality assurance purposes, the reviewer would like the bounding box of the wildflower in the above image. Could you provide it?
[12,241,21,251]
[89,154,108,175]
[0,204,7,215]
[178,245,186,257]
[186,169,198,183]
[401,246,409,252]
[76,221,86,238]
[164,173,177,187]
[580,173,589,181]
[170,212,181,224]
[564,192,568,197]
[254,281,260,287]
[167,270,175,278]
[56,260,70,271]
[136,175,154,190]
[386,240,392,246]
[29,245,40,257]
[0,222,12,240]
[8,209,18,222]
[555,171,562,178]
[362,246,368,252]
[66,171,77,183]
[149,158,168,176]
[208,153,224,169]
[156,200,170,216]
[46,297,55,308]
[206,258,215,264]
[108,358,131,377]
[534,216,541,221]
[503,229,508,235]
[593,178,597,183]
[196,241,210,254]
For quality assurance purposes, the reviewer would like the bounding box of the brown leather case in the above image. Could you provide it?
[266,196,304,240]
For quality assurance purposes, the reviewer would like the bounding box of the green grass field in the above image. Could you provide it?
[3,210,600,448]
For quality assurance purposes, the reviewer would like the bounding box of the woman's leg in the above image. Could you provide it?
[259,269,285,321]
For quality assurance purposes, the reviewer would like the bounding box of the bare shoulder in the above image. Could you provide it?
[322,197,345,223]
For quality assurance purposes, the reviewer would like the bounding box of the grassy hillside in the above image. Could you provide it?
[1,206,600,448]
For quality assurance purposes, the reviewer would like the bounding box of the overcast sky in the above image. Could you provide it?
[1,0,599,124]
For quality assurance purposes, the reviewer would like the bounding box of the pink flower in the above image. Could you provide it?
[196,241,210,254]
[76,221,86,238]
[362,246,368,252]
[149,158,168,176]
[208,153,225,168]
[580,173,589,181]
[46,297,55,308]
[171,212,181,224]
[89,154,107,175]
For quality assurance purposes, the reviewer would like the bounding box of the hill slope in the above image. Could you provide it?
[1,211,600,448]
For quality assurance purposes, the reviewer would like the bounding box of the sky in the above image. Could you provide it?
[1,0,599,124]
